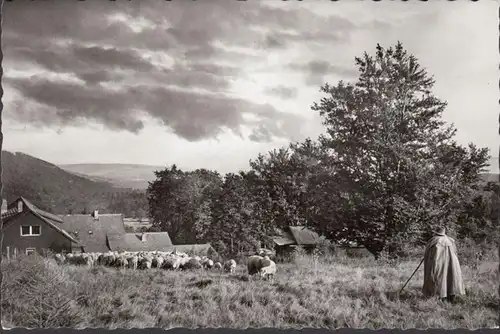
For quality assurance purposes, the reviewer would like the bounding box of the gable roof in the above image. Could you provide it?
[288,226,320,245]
[107,232,173,252]
[62,213,125,253]
[273,226,320,246]
[2,197,79,244]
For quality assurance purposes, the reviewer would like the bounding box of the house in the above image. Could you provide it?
[107,232,173,252]
[272,225,320,259]
[1,197,218,259]
[1,197,80,257]
[61,211,126,253]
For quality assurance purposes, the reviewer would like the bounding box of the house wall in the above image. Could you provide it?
[2,212,72,256]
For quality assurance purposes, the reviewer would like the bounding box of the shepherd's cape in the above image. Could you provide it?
[422,234,465,298]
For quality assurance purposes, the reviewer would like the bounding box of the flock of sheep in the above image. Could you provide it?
[53,248,278,279]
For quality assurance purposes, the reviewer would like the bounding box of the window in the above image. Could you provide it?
[25,248,35,256]
[20,225,41,236]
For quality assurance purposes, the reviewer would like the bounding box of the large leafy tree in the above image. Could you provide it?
[147,165,222,244]
[211,172,270,255]
[249,138,330,231]
[310,42,490,257]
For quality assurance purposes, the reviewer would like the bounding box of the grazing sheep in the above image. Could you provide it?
[259,257,277,280]
[106,253,117,267]
[182,258,202,270]
[202,259,214,270]
[99,253,114,267]
[54,253,65,265]
[163,256,181,270]
[152,256,165,269]
[138,257,152,270]
[213,262,223,270]
[115,256,128,268]
[65,253,74,264]
[82,254,94,267]
[178,257,190,269]
[127,256,139,270]
[224,259,237,273]
[248,255,276,276]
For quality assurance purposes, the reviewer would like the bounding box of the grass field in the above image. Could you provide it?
[1,252,498,329]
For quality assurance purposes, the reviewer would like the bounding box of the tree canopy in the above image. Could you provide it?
[146,42,495,258]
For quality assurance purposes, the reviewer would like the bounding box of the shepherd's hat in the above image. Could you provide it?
[434,227,446,236]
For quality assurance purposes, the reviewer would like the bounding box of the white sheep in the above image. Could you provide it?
[259,257,277,280]
[224,259,237,273]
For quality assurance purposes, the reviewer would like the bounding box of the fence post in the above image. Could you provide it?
[6,246,9,261]
[13,248,17,259]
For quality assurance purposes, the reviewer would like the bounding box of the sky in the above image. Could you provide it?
[2,0,499,174]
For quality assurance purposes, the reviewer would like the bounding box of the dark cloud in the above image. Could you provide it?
[72,46,155,72]
[289,60,359,87]
[264,86,298,100]
[5,75,303,142]
[262,30,347,50]
[263,34,288,50]
[3,0,357,142]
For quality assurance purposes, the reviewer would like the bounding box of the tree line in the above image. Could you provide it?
[146,42,498,259]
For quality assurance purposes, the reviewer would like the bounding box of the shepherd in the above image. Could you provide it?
[422,227,465,303]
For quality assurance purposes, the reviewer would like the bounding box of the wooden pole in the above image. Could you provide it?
[6,246,9,261]
[399,257,425,294]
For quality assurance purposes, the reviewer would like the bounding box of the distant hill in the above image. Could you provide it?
[1,151,148,216]
[59,163,165,190]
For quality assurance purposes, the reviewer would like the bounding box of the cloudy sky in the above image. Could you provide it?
[3,0,498,174]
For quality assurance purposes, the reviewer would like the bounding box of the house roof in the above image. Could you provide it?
[107,232,173,252]
[2,197,80,245]
[273,230,296,246]
[273,225,320,246]
[62,213,125,253]
[289,226,320,245]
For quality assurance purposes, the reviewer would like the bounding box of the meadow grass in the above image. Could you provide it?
[1,252,498,329]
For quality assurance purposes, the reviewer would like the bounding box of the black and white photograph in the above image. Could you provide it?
[1,0,499,330]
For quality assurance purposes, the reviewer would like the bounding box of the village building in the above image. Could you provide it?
[1,197,81,257]
[1,197,212,258]
[61,211,127,253]
[107,232,173,252]
[272,225,320,259]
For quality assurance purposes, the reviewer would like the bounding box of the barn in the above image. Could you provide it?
[273,225,320,260]
[1,197,81,257]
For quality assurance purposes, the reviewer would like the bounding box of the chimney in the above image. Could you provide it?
[17,200,23,213]
[1,199,7,214]
[140,232,146,242]
[93,210,99,220]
